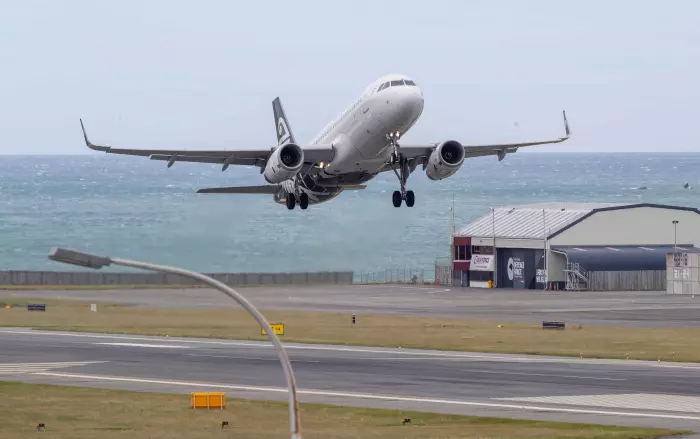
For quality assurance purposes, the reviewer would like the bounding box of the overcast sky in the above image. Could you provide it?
[1,0,698,154]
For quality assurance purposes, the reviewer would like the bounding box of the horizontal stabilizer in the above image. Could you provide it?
[197,185,280,194]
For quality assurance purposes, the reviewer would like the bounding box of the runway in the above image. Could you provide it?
[1,328,700,431]
[11,284,700,327]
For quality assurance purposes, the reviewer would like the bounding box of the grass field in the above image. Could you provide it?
[0,381,684,439]
[2,296,700,362]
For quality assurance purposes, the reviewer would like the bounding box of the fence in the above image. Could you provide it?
[588,270,666,291]
[434,257,453,286]
[355,267,425,284]
[0,270,354,286]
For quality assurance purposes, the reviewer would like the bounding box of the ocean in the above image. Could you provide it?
[0,153,698,275]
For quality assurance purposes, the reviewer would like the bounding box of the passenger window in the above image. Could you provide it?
[390,80,403,87]
[404,80,415,86]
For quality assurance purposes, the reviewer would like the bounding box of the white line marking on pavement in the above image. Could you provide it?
[186,354,320,363]
[30,371,700,421]
[93,342,189,349]
[457,369,625,381]
[499,393,700,414]
[0,361,107,375]
[3,329,700,370]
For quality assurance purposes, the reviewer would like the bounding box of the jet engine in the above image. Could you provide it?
[263,143,304,184]
[425,140,465,180]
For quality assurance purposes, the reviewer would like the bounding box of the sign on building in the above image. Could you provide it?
[470,254,494,271]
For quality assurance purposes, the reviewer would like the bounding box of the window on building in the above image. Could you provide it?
[454,245,471,261]
[471,245,494,255]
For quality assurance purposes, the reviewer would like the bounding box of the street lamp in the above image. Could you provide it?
[490,207,496,287]
[672,220,679,257]
[48,247,302,439]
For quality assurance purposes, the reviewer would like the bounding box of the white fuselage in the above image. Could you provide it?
[280,75,425,205]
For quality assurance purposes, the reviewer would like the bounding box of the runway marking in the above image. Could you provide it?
[30,371,700,421]
[186,354,320,363]
[457,369,625,381]
[498,393,700,414]
[3,329,700,370]
[354,285,452,294]
[0,361,106,375]
[93,342,189,349]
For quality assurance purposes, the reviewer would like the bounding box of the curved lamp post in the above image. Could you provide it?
[48,247,302,439]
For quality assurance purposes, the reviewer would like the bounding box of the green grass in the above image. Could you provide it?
[3,296,700,362]
[0,381,685,439]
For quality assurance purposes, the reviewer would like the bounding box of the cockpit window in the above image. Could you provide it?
[376,79,417,93]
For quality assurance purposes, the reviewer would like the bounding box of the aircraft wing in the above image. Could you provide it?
[398,110,570,163]
[79,119,335,171]
[197,185,281,194]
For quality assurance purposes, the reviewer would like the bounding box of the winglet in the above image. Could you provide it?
[562,110,570,138]
[79,119,109,152]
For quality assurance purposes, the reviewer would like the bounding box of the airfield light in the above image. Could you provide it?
[48,247,303,439]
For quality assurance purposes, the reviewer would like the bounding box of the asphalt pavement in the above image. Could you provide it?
[1,328,700,432]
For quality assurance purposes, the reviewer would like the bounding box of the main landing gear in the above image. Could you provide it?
[387,132,415,208]
[286,192,309,210]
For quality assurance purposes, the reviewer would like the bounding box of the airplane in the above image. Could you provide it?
[80,74,571,210]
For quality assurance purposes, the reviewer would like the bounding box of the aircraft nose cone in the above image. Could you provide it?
[396,88,424,121]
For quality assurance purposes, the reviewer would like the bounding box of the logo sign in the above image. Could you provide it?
[508,257,526,284]
[277,117,291,145]
[507,257,514,280]
[470,254,494,271]
[261,323,285,336]
[536,269,547,285]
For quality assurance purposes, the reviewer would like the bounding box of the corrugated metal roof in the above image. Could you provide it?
[456,202,631,240]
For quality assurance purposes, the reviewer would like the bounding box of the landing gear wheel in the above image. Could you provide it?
[392,191,402,208]
[299,193,309,210]
[405,190,415,207]
[390,152,415,208]
[286,195,295,210]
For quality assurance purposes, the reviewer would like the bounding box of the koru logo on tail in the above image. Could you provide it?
[277,117,291,145]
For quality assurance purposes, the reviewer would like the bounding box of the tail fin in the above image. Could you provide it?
[272,97,296,146]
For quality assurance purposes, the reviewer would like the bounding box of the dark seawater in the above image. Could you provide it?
[0,153,698,274]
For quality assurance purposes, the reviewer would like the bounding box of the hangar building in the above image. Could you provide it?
[452,203,700,290]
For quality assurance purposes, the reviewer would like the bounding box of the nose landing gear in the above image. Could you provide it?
[387,132,415,208]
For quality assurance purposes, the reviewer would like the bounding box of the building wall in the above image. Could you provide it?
[471,237,546,249]
[497,248,545,289]
[551,207,700,246]
[547,251,568,282]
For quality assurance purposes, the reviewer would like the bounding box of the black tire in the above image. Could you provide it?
[286,195,295,210]
[405,190,415,207]
[392,191,402,207]
[299,193,309,210]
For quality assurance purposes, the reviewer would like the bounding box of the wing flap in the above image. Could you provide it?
[197,185,281,194]
[150,155,262,166]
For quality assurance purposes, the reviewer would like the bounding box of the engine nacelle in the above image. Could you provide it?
[425,140,465,180]
[263,143,304,184]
